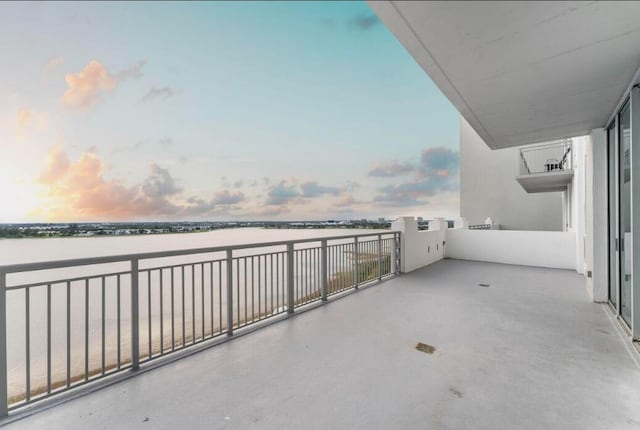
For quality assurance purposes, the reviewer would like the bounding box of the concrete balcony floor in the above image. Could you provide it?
[4,259,640,429]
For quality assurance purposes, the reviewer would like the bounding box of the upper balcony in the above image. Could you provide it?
[516,140,573,193]
[1,219,639,429]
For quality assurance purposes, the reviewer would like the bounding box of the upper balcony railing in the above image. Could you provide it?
[519,139,572,175]
[0,231,400,415]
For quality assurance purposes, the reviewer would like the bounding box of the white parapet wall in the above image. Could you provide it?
[391,217,446,273]
[445,228,577,270]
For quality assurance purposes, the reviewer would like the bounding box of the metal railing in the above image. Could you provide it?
[0,231,400,415]
[468,224,491,230]
[519,139,572,175]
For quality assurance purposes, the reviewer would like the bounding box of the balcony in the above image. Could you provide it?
[1,220,639,429]
[516,140,574,193]
[3,258,640,429]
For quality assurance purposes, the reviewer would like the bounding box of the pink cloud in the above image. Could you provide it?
[61,60,117,110]
[36,148,179,220]
[35,148,249,221]
[37,147,70,184]
[61,60,145,110]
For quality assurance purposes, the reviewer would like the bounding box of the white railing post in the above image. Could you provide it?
[321,240,328,302]
[287,243,294,313]
[377,234,383,280]
[391,238,397,275]
[226,249,233,336]
[0,271,7,416]
[391,233,401,275]
[397,233,402,274]
[131,259,140,371]
[354,237,359,289]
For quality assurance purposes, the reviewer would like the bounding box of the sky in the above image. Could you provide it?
[0,1,459,223]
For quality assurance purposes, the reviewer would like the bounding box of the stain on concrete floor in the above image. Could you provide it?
[416,342,436,354]
[449,387,464,398]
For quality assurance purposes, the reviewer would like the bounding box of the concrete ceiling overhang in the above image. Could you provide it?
[369,1,640,149]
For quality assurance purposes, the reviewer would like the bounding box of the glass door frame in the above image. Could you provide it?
[631,86,640,339]
[607,118,619,313]
[619,99,632,326]
[606,86,640,339]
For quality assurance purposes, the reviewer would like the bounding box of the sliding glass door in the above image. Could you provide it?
[608,124,617,307]
[619,100,632,325]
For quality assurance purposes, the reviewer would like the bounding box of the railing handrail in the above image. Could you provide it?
[519,139,572,175]
[520,139,571,153]
[519,150,531,174]
[0,230,400,275]
[560,145,571,166]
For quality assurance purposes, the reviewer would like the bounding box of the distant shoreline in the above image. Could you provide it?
[0,220,394,239]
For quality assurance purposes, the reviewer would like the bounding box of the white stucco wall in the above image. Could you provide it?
[391,217,446,273]
[392,216,576,272]
[460,116,564,231]
[445,229,576,270]
[570,136,587,274]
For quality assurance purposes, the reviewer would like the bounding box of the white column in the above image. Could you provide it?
[573,137,586,275]
[591,128,608,303]
[390,217,417,273]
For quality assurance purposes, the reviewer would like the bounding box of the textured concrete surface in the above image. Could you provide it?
[4,260,640,429]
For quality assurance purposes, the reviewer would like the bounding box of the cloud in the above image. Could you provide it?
[180,189,246,217]
[333,194,359,208]
[213,189,245,205]
[36,148,182,220]
[246,206,291,218]
[114,60,147,80]
[61,59,146,110]
[38,147,70,184]
[374,177,453,207]
[61,60,117,110]
[15,108,48,133]
[158,137,173,146]
[42,56,64,80]
[418,147,459,178]
[142,86,175,102]
[265,181,301,206]
[34,147,257,220]
[368,161,414,178]
[142,163,181,198]
[300,181,341,198]
[371,146,459,207]
[349,13,380,30]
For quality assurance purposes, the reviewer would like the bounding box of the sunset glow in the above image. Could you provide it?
[0,1,459,222]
